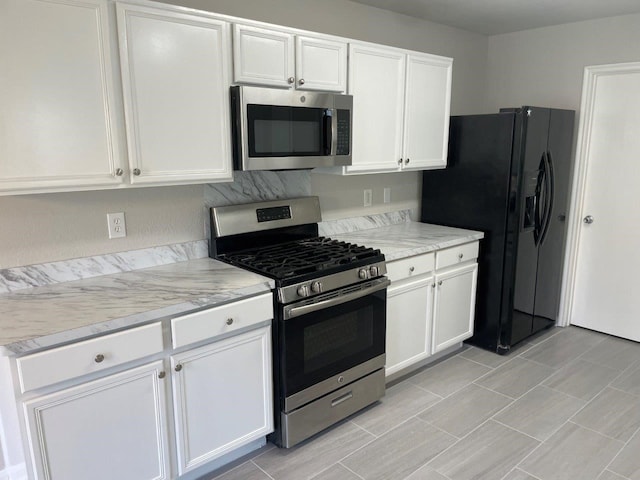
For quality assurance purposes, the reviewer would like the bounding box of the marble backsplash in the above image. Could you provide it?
[1,172,310,294]
[319,210,412,236]
[204,170,311,207]
[0,240,208,294]
[1,170,414,294]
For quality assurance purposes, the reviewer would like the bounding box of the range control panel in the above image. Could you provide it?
[257,205,292,223]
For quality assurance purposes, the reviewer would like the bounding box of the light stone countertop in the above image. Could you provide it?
[0,258,274,356]
[329,222,484,261]
[0,221,481,356]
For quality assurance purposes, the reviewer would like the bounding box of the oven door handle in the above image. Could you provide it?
[283,278,390,320]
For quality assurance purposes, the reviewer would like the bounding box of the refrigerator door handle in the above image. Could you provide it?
[533,153,546,245]
[539,150,555,245]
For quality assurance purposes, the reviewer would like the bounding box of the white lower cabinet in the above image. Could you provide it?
[386,276,434,377]
[171,326,273,475]
[10,295,275,480]
[385,242,479,378]
[432,263,478,354]
[23,361,171,480]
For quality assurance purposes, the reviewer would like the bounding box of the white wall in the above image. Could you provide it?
[486,13,640,112]
[0,0,487,269]
[0,186,205,268]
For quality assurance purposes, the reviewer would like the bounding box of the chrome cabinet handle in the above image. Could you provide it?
[175,364,183,372]
[115,168,123,176]
[438,281,443,286]
[409,266,415,272]
[288,76,295,84]
[398,158,403,165]
[583,215,594,224]
[299,78,305,85]
[94,354,105,363]
[158,371,166,379]
[458,253,464,259]
[226,318,234,325]
[133,168,141,176]
[405,158,410,164]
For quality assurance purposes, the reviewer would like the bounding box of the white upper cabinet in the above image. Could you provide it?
[323,43,452,175]
[402,53,452,170]
[0,0,127,194]
[295,36,347,92]
[233,24,294,88]
[347,43,407,173]
[233,24,347,92]
[117,3,233,185]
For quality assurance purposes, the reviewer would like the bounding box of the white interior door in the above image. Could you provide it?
[567,63,640,341]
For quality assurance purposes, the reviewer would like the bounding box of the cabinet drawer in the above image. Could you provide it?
[436,242,479,270]
[17,323,164,393]
[171,293,273,349]
[386,252,435,283]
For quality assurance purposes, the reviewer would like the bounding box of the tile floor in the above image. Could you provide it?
[210,326,640,480]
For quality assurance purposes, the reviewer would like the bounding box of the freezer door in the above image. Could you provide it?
[422,113,514,352]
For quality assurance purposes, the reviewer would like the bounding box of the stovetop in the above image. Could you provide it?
[216,236,384,282]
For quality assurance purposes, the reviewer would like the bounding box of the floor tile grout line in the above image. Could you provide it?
[597,421,640,478]
[498,466,544,480]
[334,416,419,468]
[578,356,632,379]
[566,420,627,443]
[491,417,547,443]
[308,461,363,480]
[608,384,640,397]
[250,460,277,480]
[337,461,366,480]
[414,415,463,440]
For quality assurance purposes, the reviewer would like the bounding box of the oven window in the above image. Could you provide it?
[247,104,324,157]
[281,290,386,398]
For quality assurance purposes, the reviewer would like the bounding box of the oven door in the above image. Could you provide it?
[279,278,388,411]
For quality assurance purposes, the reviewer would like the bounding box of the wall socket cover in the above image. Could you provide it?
[107,212,126,239]
[363,189,373,207]
[383,187,391,204]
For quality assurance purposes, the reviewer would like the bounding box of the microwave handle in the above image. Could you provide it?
[323,109,335,156]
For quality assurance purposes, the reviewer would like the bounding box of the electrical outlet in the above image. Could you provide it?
[363,189,373,207]
[107,212,126,239]
[384,187,391,204]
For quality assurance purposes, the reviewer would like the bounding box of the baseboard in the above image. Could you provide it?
[0,463,28,480]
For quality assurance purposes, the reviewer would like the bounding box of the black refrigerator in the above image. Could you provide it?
[421,107,575,354]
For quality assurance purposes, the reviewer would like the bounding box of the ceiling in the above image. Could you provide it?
[348,0,640,35]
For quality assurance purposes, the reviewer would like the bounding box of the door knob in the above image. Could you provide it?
[583,215,594,224]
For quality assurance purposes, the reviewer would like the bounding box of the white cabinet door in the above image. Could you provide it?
[171,326,273,475]
[23,361,170,480]
[233,24,294,88]
[117,3,233,185]
[432,263,478,353]
[386,276,434,377]
[0,0,126,194]
[347,43,406,173]
[402,53,452,170]
[295,36,347,92]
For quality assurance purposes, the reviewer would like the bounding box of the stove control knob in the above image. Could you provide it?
[297,285,310,297]
[311,281,323,293]
[358,268,369,280]
[369,265,379,277]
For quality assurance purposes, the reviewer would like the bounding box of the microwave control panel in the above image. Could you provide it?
[336,110,351,155]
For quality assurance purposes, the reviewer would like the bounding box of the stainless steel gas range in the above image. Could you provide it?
[210,197,388,448]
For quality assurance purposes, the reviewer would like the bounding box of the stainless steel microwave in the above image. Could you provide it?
[230,86,353,170]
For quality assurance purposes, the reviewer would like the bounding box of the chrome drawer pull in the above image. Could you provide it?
[331,391,353,408]
[226,318,234,325]
[94,354,105,363]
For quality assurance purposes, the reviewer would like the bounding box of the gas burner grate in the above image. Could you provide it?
[219,236,381,279]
